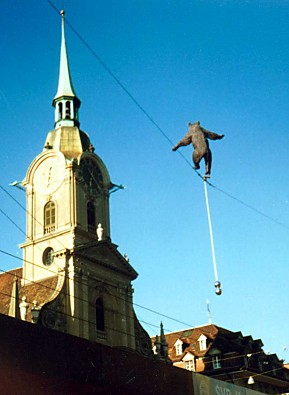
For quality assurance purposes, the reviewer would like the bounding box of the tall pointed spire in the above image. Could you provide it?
[154,322,169,362]
[52,10,81,129]
[54,10,76,99]
[8,275,20,319]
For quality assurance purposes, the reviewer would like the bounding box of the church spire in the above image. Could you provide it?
[52,10,81,129]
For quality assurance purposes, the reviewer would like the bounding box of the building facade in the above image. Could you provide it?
[0,10,152,357]
[153,323,289,394]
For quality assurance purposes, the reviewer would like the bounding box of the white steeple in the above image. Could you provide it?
[52,10,81,128]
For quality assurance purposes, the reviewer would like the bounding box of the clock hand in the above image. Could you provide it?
[47,166,52,188]
[88,169,101,191]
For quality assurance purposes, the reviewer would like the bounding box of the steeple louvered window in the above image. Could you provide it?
[65,101,71,119]
[58,102,63,120]
[87,201,96,233]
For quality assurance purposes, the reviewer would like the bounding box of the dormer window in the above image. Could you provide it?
[174,339,183,356]
[185,360,195,371]
[183,353,195,371]
[212,355,221,369]
[209,348,222,369]
[176,343,182,355]
[198,334,207,351]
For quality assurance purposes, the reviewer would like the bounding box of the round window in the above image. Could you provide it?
[43,247,54,266]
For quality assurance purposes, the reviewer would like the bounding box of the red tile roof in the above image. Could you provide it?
[152,324,261,363]
[0,268,59,321]
[0,267,22,315]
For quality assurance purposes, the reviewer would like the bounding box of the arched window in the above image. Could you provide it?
[87,201,96,233]
[65,101,71,119]
[58,102,63,120]
[44,201,55,234]
[96,298,105,332]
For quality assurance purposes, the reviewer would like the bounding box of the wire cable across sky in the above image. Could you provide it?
[46,0,289,234]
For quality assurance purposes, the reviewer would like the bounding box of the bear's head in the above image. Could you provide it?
[188,121,200,128]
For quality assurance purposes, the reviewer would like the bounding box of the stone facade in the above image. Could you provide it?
[2,10,153,358]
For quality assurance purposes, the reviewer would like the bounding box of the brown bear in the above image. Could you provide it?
[172,121,224,176]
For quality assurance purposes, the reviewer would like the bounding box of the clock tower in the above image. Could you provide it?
[19,11,152,355]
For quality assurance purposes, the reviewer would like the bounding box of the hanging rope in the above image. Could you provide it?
[203,176,222,295]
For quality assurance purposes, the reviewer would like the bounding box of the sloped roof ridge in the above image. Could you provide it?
[0,267,22,277]
[75,240,138,278]
[165,323,221,336]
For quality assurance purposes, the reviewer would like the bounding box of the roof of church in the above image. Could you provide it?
[0,268,59,321]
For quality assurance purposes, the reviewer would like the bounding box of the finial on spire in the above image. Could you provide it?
[60,9,65,17]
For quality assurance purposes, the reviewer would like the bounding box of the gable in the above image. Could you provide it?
[182,352,194,362]
[75,240,138,280]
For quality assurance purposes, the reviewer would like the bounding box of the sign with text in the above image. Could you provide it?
[192,373,264,395]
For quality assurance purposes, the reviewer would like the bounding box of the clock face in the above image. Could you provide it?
[80,157,103,188]
[34,155,65,195]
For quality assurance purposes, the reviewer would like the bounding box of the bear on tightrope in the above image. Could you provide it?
[172,121,224,176]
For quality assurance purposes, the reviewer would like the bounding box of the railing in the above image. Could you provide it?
[44,225,56,235]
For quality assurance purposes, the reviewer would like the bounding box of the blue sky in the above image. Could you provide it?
[1,0,289,361]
